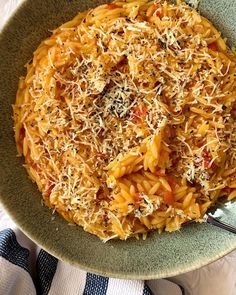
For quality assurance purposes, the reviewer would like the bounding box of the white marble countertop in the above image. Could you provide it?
[1,1,236,294]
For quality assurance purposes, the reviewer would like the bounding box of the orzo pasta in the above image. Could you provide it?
[13,0,236,241]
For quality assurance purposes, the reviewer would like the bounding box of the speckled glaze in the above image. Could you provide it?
[0,0,236,280]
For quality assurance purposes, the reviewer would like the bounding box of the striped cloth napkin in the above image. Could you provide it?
[2,209,236,295]
[0,210,183,295]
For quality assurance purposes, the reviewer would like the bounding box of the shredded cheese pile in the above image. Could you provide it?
[14,0,236,241]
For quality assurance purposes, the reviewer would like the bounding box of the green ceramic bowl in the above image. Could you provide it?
[0,0,236,279]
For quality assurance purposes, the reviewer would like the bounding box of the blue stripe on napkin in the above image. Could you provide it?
[83,273,109,295]
[35,249,58,295]
[0,228,29,272]
[143,283,152,295]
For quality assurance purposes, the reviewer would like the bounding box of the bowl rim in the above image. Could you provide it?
[1,0,236,280]
[2,198,236,280]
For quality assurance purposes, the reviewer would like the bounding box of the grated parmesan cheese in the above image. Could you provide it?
[13,0,236,241]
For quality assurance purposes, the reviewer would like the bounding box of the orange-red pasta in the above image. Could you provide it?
[13,0,236,241]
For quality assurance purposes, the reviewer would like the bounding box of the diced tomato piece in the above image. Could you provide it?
[31,162,41,173]
[208,41,218,51]
[155,169,166,177]
[163,191,175,205]
[19,126,25,142]
[153,4,163,18]
[48,181,55,193]
[44,181,55,197]
[203,157,212,169]
[132,105,147,121]
[223,187,233,194]
[134,193,143,203]
[166,177,176,190]
[107,3,120,9]
[201,149,217,170]
[202,156,217,169]
[210,161,217,169]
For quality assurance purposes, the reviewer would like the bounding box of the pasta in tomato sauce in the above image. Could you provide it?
[13,0,236,241]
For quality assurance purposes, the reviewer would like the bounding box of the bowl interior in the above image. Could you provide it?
[0,0,236,279]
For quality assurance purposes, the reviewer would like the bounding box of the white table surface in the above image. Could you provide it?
[1,1,236,294]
